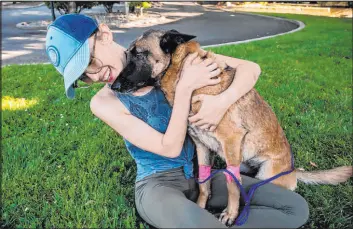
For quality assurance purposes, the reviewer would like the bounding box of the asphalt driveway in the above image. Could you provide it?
[1,2,299,66]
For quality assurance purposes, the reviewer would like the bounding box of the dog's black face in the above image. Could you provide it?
[111,29,196,93]
[111,48,155,94]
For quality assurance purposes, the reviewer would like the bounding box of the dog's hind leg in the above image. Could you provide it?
[256,151,297,191]
[191,136,214,209]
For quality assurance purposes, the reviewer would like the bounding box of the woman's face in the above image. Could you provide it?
[82,24,127,85]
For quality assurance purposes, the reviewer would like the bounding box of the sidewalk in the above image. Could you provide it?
[15,7,172,30]
[2,2,44,10]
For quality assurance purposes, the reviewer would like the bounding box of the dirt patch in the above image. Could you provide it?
[203,3,352,18]
[90,11,170,28]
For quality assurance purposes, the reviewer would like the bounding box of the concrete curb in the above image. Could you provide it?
[201,9,305,48]
[3,62,51,67]
[16,22,50,30]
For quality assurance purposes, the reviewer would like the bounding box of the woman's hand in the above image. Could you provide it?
[188,94,228,131]
[188,54,262,132]
[176,52,221,93]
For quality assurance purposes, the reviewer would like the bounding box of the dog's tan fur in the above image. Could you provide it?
[159,40,353,225]
[123,30,353,226]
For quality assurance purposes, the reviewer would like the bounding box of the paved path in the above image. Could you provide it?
[1,2,299,66]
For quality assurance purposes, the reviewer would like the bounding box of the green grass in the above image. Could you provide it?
[2,13,352,228]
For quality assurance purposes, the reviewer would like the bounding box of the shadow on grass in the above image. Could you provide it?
[0,220,16,229]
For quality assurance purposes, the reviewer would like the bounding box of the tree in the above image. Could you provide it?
[128,2,151,15]
[45,2,98,15]
[101,1,121,13]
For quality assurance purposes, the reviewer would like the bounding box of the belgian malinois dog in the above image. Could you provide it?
[111,29,353,226]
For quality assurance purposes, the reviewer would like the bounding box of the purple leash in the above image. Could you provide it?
[195,148,295,226]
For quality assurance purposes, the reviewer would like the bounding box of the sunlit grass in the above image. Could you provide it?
[2,96,39,111]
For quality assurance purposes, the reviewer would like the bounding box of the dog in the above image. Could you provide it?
[111,29,353,226]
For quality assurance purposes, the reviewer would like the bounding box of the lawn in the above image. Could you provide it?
[1,13,352,228]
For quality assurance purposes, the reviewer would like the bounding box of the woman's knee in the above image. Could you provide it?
[135,181,193,228]
[286,192,310,228]
[250,180,310,228]
[135,181,164,227]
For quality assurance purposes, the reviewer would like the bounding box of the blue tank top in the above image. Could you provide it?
[115,87,195,182]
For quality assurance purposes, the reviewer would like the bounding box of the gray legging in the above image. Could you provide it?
[135,167,309,228]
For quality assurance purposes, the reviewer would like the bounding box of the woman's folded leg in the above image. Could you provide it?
[207,172,309,228]
[135,179,228,228]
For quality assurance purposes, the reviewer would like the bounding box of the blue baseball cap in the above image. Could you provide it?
[45,14,98,99]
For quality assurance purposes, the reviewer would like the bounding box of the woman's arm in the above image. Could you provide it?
[90,53,221,158]
[188,53,261,131]
[90,88,192,158]
[214,54,261,106]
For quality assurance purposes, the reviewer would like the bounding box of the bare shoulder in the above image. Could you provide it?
[216,53,257,67]
[90,85,130,117]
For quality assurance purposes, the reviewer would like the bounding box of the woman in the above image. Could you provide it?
[45,14,309,228]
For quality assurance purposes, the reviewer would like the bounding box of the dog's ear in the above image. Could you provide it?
[160,29,196,54]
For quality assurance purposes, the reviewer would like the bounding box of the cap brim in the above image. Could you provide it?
[63,40,90,99]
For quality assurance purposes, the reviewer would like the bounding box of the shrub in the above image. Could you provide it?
[45,1,98,15]
[128,1,151,14]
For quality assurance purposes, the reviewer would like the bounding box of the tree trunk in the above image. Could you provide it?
[69,2,76,13]
[129,6,135,13]
[125,2,129,16]
[50,1,56,20]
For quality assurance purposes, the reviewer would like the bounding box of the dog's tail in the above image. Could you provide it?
[295,166,353,185]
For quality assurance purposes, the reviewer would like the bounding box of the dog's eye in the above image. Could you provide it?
[131,47,137,55]
[137,51,149,58]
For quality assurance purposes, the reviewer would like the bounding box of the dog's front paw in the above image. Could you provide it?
[219,207,238,227]
[196,193,211,209]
